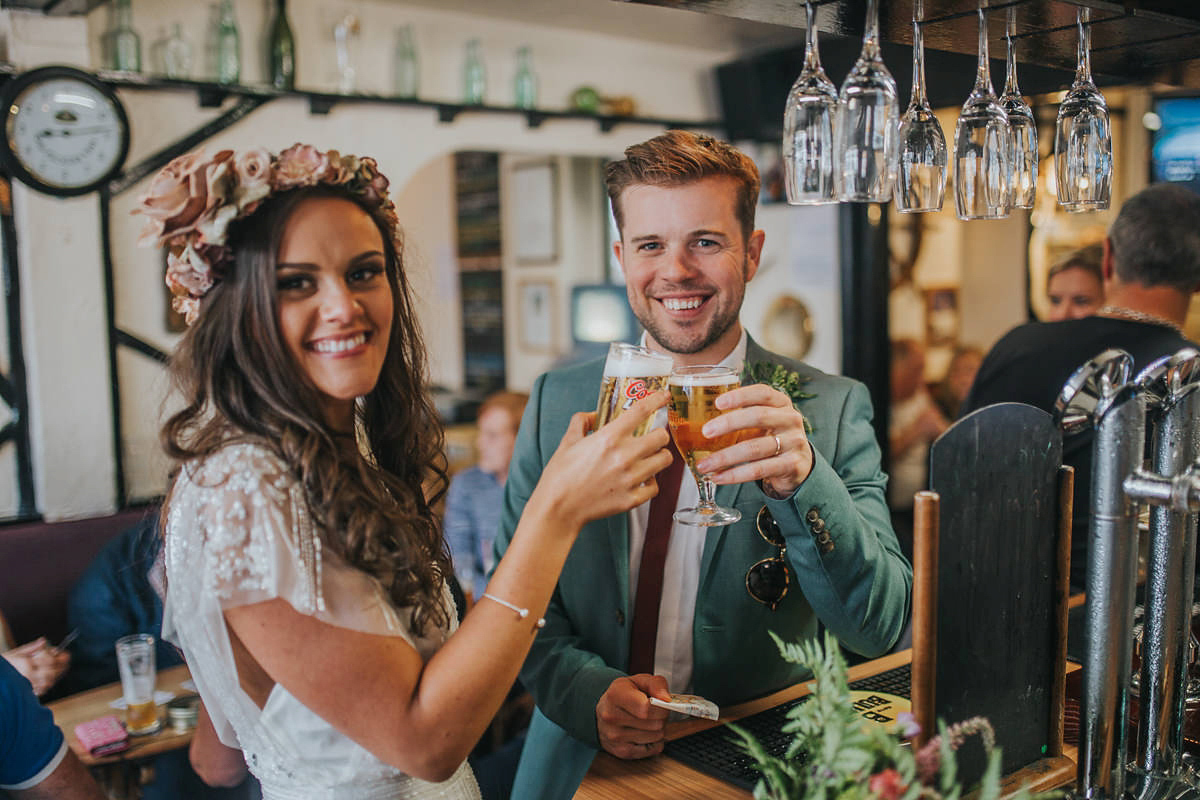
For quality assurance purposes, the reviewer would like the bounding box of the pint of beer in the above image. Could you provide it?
[595,343,673,435]
[667,366,742,474]
[115,633,161,735]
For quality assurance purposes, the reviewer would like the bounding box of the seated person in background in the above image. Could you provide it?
[65,515,259,800]
[888,338,949,559]
[0,612,68,699]
[445,391,529,602]
[963,183,1200,591]
[60,513,181,696]
[930,345,983,421]
[0,657,106,800]
[1045,243,1105,322]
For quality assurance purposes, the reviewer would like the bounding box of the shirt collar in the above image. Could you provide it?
[638,328,748,372]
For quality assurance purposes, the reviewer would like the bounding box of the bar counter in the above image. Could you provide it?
[574,650,1077,800]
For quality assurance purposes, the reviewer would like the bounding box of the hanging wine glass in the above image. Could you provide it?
[953,0,1011,220]
[783,1,839,205]
[895,0,947,213]
[1055,7,1111,212]
[1001,8,1037,209]
[837,0,898,203]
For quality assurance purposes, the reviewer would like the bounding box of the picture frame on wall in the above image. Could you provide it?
[512,160,558,264]
[518,280,556,352]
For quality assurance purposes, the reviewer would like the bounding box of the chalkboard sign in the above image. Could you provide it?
[927,403,1066,786]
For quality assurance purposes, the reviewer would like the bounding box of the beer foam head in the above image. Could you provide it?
[604,346,673,377]
[669,367,739,387]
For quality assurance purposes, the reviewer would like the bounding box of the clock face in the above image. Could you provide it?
[1,69,129,196]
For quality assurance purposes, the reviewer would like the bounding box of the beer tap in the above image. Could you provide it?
[1057,348,1200,800]
[1056,349,1142,800]
[1126,348,1200,800]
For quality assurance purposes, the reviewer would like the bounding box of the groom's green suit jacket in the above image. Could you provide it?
[493,338,912,799]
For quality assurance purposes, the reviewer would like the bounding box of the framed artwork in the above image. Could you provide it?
[518,280,556,352]
[512,160,558,264]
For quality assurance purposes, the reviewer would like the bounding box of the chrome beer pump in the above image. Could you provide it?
[1056,348,1200,800]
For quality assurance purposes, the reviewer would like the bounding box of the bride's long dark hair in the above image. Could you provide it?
[161,184,451,635]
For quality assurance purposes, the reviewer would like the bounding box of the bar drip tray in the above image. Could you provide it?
[663,663,912,790]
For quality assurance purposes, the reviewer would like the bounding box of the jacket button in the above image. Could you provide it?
[615,609,625,626]
[811,518,826,534]
[805,508,820,523]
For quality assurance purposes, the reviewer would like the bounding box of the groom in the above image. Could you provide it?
[493,130,912,799]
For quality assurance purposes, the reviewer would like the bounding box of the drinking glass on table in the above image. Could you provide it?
[115,633,160,735]
[667,365,744,527]
[595,343,673,435]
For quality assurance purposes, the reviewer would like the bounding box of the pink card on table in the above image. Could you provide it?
[74,715,130,756]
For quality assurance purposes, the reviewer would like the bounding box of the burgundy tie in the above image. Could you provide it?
[627,438,685,676]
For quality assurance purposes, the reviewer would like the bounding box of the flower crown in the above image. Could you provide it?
[133,143,399,325]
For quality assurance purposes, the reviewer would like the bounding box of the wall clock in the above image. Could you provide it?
[0,65,130,197]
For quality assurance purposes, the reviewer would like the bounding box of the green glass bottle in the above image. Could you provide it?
[514,46,536,109]
[216,0,240,85]
[268,0,295,90]
[463,39,485,105]
[111,0,141,73]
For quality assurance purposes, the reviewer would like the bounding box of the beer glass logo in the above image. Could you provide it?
[624,378,650,408]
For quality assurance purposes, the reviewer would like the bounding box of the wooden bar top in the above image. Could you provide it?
[575,650,913,800]
[47,663,195,766]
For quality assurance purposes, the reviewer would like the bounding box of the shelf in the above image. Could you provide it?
[628,0,1200,89]
[88,69,721,133]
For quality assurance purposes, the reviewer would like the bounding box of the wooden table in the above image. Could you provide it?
[48,663,196,767]
[575,651,1079,800]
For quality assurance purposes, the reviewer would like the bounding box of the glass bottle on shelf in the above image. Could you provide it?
[164,24,192,79]
[514,45,536,109]
[463,39,486,105]
[393,24,418,98]
[268,0,295,90]
[111,0,142,73]
[216,0,240,85]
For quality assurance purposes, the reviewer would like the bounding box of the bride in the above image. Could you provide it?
[138,144,670,799]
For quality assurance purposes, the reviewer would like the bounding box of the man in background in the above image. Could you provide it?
[962,183,1200,590]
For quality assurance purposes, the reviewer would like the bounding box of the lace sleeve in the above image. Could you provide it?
[161,442,457,747]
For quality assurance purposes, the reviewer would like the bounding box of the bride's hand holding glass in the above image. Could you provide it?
[531,392,672,532]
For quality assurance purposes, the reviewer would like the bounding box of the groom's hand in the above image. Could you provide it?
[595,675,670,759]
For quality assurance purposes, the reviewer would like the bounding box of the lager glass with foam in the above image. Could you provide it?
[596,343,673,435]
[668,365,744,526]
[115,633,161,735]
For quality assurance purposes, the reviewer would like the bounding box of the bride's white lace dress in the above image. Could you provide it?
[162,442,481,800]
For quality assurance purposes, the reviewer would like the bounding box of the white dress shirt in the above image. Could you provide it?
[627,330,748,692]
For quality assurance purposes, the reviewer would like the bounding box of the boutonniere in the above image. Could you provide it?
[745,361,816,433]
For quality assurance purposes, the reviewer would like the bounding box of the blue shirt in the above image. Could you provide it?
[0,657,67,790]
[444,466,503,598]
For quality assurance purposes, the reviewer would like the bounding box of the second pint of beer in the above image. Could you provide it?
[595,343,673,436]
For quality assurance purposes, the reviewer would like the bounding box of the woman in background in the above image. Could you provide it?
[139,144,670,799]
[1045,243,1105,322]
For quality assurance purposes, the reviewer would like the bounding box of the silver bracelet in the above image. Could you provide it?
[481,593,546,629]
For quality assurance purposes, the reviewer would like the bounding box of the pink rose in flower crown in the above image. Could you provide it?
[136,150,236,248]
[135,150,211,247]
[165,244,216,299]
[272,143,331,190]
[232,148,273,212]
